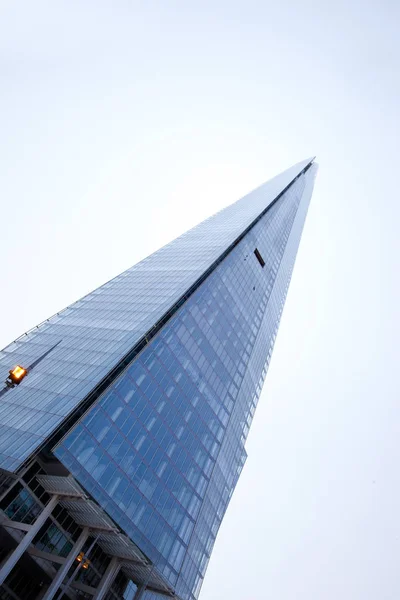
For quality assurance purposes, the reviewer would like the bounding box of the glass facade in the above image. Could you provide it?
[0,159,311,473]
[54,164,317,600]
[0,158,317,600]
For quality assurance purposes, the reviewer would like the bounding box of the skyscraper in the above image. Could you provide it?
[0,158,317,600]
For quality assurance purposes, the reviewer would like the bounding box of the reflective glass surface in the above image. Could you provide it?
[0,159,312,472]
[55,164,317,600]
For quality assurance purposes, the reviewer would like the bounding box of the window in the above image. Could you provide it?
[254,248,265,268]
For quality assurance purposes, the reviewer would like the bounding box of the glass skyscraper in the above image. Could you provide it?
[0,158,317,600]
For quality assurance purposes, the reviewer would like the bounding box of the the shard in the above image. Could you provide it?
[0,158,317,600]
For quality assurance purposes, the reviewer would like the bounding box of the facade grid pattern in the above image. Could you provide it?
[0,160,311,473]
[55,165,316,599]
[0,159,317,600]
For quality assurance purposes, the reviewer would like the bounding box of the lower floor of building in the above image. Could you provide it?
[0,457,176,600]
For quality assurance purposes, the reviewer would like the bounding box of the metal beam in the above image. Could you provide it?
[71,581,97,595]
[92,556,120,600]
[41,527,89,600]
[1,518,31,532]
[28,547,66,565]
[0,494,59,585]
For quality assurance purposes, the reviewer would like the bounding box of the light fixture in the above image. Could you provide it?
[76,552,90,569]
[5,365,28,388]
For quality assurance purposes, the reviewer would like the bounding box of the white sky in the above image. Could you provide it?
[0,1,399,599]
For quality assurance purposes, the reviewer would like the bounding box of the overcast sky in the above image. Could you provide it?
[1,1,400,599]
